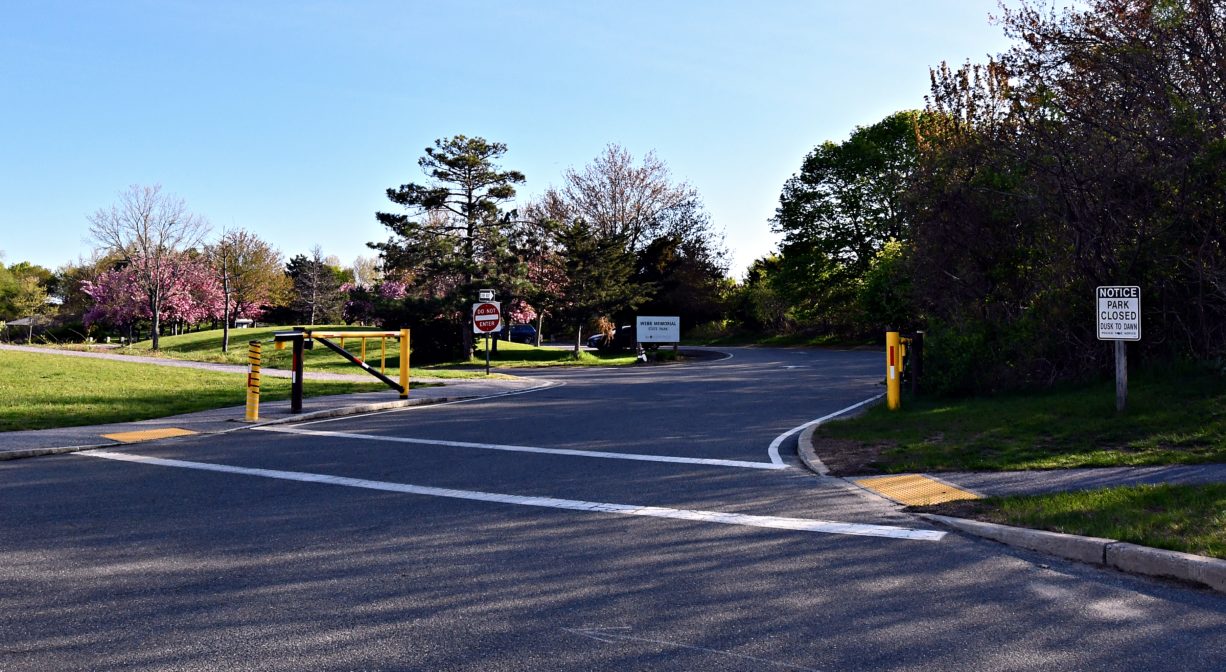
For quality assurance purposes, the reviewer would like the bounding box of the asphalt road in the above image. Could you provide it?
[2,347,1224,671]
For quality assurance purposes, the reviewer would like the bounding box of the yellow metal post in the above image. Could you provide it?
[886,331,901,410]
[360,337,367,363]
[380,337,387,374]
[399,328,410,399]
[245,340,262,421]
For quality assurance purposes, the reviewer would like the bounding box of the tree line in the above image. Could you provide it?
[3,141,728,363]
[757,0,1226,394]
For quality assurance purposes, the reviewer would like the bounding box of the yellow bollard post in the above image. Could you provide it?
[380,336,387,374]
[399,328,410,399]
[360,336,367,363]
[886,331,901,410]
[245,340,262,421]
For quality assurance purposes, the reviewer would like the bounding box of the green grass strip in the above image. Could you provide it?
[0,350,388,431]
[817,366,1226,471]
[933,483,1226,560]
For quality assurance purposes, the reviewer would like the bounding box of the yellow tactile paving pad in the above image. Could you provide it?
[854,474,981,506]
[102,428,198,444]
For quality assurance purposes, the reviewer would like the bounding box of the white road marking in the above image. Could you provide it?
[79,450,945,540]
[767,393,887,466]
[252,425,787,470]
[562,628,821,670]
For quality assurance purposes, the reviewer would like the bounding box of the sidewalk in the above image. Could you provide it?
[0,377,552,461]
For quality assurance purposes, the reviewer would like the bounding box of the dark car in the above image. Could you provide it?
[505,323,538,344]
[587,325,635,351]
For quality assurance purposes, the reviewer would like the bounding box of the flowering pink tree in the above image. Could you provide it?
[378,280,408,300]
[82,268,145,331]
[507,298,537,324]
[83,253,223,335]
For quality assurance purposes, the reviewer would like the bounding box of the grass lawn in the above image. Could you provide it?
[916,483,1226,560]
[0,350,387,431]
[814,365,1226,472]
[116,325,417,376]
[65,326,634,376]
[465,339,639,368]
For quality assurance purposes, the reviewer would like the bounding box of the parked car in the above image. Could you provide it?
[587,325,635,351]
[505,323,538,344]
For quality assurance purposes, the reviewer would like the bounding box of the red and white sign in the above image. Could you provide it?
[472,301,502,334]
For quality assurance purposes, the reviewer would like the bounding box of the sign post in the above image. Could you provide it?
[472,301,502,375]
[1096,286,1141,412]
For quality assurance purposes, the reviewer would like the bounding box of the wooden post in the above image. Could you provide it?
[1115,340,1128,413]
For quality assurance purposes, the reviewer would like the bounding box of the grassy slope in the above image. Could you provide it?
[817,366,1226,471]
[919,483,1226,560]
[0,350,386,431]
[98,326,634,373]
[470,339,638,367]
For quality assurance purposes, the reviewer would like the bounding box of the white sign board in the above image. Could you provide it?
[478,288,495,301]
[636,316,680,343]
[472,301,502,334]
[1096,286,1140,341]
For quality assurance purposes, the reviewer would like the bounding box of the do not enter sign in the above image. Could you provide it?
[472,301,502,334]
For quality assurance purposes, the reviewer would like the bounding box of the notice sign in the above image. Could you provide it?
[1097,286,1141,341]
[636,316,680,343]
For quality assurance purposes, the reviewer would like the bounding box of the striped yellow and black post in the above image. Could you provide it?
[886,331,901,410]
[245,340,262,422]
[399,328,410,399]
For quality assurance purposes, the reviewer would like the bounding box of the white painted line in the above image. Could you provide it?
[767,393,887,466]
[79,451,945,540]
[285,380,566,427]
[253,425,787,470]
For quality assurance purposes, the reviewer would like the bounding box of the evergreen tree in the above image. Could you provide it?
[372,135,526,354]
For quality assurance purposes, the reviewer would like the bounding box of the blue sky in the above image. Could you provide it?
[1,1,1014,278]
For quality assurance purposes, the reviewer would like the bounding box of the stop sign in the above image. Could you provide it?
[472,301,501,334]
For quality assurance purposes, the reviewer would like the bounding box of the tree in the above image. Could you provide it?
[901,0,1226,392]
[372,135,527,353]
[51,252,122,329]
[82,253,223,338]
[10,274,50,342]
[350,255,381,288]
[87,185,210,350]
[541,145,726,338]
[286,246,344,325]
[556,144,698,252]
[554,220,645,357]
[772,111,921,333]
[207,229,290,352]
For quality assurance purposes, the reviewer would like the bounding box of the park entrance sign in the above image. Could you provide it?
[636,316,680,343]
[1096,286,1141,341]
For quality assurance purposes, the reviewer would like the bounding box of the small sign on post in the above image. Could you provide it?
[473,301,501,375]
[1096,286,1140,412]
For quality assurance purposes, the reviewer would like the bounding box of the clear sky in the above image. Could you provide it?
[1,1,1014,279]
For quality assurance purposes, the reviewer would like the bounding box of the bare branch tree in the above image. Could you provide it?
[87,184,210,350]
[559,144,696,251]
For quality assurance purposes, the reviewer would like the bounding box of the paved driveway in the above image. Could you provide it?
[2,347,1223,670]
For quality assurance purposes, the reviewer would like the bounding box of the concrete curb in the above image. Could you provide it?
[0,395,472,463]
[919,513,1226,594]
[796,393,886,476]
